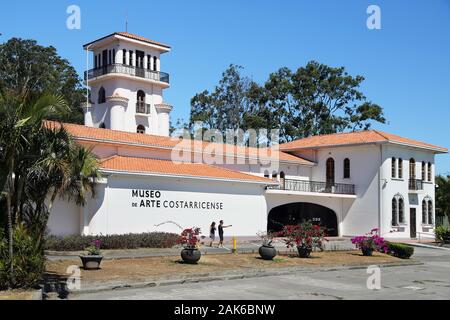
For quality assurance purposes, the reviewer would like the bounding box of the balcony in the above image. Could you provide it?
[136,103,151,115]
[267,179,355,195]
[84,64,169,84]
[408,179,423,191]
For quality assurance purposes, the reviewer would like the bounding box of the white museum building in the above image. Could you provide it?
[47,32,448,240]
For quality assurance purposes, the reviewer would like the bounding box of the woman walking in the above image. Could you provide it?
[209,222,216,247]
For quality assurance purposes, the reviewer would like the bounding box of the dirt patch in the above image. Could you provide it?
[0,290,35,300]
[46,250,403,284]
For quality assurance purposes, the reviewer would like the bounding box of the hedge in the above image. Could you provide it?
[45,232,180,251]
[387,242,414,259]
[435,226,450,244]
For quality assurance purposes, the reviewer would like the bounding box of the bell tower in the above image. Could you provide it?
[83,32,172,136]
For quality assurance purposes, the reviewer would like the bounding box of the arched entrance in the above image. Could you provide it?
[268,202,338,236]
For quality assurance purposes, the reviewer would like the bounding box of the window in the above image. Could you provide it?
[153,57,157,71]
[392,198,398,227]
[422,197,433,225]
[98,87,106,104]
[122,49,126,64]
[99,122,106,129]
[264,170,269,178]
[112,49,116,64]
[427,162,432,182]
[422,200,427,224]
[409,158,416,180]
[147,55,152,70]
[428,200,433,225]
[108,50,112,65]
[137,125,146,134]
[129,50,133,66]
[137,90,145,103]
[392,194,405,226]
[94,55,98,69]
[326,158,335,187]
[398,196,405,224]
[422,161,426,181]
[272,172,278,180]
[280,171,285,190]
[391,157,396,178]
[343,158,350,179]
[398,158,403,179]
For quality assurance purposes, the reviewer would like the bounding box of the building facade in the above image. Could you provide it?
[47,33,448,240]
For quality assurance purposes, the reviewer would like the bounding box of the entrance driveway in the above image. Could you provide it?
[70,246,450,300]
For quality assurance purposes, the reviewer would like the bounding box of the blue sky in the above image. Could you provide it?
[1,0,449,173]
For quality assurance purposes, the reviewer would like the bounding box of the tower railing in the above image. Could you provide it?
[85,64,169,84]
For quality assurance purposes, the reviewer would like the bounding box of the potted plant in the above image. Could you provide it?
[257,231,277,260]
[277,221,326,258]
[79,239,103,270]
[351,228,388,256]
[179,227,202,264]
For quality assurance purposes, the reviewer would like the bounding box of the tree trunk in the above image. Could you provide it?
[6,191,14,288]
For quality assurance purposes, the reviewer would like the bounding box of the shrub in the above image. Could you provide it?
[387,242,414,259]
[45,232,180,251]
[0,224,45,289]
[435,226,450,244]
[277,220,327,251]
[351,228,388,253]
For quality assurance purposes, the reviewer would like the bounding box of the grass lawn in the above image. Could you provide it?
[46,250,404,285]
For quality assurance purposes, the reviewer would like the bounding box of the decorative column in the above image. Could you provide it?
[107,94,129,131]
[82,102,94,127]
[155,103,173,137]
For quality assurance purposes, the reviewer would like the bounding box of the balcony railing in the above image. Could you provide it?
[84,64,169,84]
[408,179,423,191]
[136,103,151,115]
[267,179,355,195]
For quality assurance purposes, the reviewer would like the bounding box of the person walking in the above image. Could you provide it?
[218,220,232,248]
[209,222,216,247]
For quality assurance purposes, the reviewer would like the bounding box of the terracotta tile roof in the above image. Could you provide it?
[100,156,275,184]
[44,121,314,165]
[280,130,448,153]
[83,32,171,49]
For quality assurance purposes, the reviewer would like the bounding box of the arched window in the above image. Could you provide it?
[391,157,396,178]
[153,57,158,71]
[137,125,145,134]
[122,49,126,64]
[137,90,145,103]
[99,122,106,129]
[398,158,403,179]
[392,194,404,226]
[326,158,335,188]
[422,161,426,181]
[263,170,269,178]
[427,162,432,182]
[392,198,398,226]
[343,158,350,179]
[428,200,433,225]
[98,87,106,104]
[147,55,152,70]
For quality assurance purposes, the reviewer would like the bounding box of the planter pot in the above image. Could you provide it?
[259,245,277,260]
[361,248,374,256]
[79,255,103,270]
[297,246,312,258]
[181,248,201,264]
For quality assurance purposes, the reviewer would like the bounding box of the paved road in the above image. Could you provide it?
[70,247,450,300]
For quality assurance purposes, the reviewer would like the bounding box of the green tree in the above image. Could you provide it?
[436,175,450,219]
[0,38,85,124]
[189,62,386,143]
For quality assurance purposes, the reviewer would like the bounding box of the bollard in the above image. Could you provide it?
[231,236,237,254]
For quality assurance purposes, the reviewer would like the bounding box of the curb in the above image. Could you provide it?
[65,260,423,296]
[405,243,450,251]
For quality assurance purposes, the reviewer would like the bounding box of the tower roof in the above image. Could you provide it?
[83,32,171,51]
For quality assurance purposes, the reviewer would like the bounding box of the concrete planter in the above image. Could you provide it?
[259,245,277,260]
[181,248,201,264]
[80,255,103,270]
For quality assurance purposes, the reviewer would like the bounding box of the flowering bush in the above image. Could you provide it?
[179,227,201,249]
[85,239,102,255]
[351,229,388,254]
[277,221,327,251]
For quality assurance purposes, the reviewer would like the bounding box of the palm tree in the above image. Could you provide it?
[0,92,68,287]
